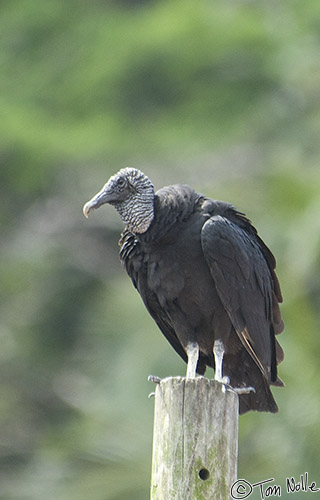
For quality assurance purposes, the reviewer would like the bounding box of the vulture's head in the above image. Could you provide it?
[83,168,155,234]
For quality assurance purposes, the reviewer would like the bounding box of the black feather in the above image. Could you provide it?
[118,184,284,414]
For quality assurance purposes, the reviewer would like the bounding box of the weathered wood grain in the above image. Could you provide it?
[150,377,238,500]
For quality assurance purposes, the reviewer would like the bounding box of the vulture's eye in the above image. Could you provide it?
[117,178,126,189]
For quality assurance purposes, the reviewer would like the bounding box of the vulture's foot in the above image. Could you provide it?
[214,375,255,395]
[214,375,231,393]
[214,374,230,385]
[148,374,161,384]
[230,386,256,395]
[224,384,256,395]
[148,374,162,398]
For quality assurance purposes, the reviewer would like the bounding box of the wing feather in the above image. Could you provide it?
[119,229,188,366]
[201,215,281,382]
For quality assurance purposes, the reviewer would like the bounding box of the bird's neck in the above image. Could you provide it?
[116,195,154,234]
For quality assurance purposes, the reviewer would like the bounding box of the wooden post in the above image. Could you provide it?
[150,376,238,500]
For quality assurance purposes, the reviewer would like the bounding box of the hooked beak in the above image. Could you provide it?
[82,185,113,218]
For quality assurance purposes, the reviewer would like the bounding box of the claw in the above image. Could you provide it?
[225,385,256,395]
[231,386,256,395]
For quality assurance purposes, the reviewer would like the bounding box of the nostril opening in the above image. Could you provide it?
[198,468,210,481]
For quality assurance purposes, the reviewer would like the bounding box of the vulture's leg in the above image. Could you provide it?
[213,339,230,384]
[185,342,199,379]
[213,340,255,394]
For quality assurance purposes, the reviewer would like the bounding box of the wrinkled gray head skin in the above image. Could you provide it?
[83,168,155,234]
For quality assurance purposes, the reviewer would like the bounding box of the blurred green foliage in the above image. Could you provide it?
[1,0,320,499]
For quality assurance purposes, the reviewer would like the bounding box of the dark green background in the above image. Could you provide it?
[1,1,320,498]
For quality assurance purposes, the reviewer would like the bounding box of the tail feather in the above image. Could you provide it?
[223,350,280,414]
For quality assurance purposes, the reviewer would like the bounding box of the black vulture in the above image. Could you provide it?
[83,168,284,414]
